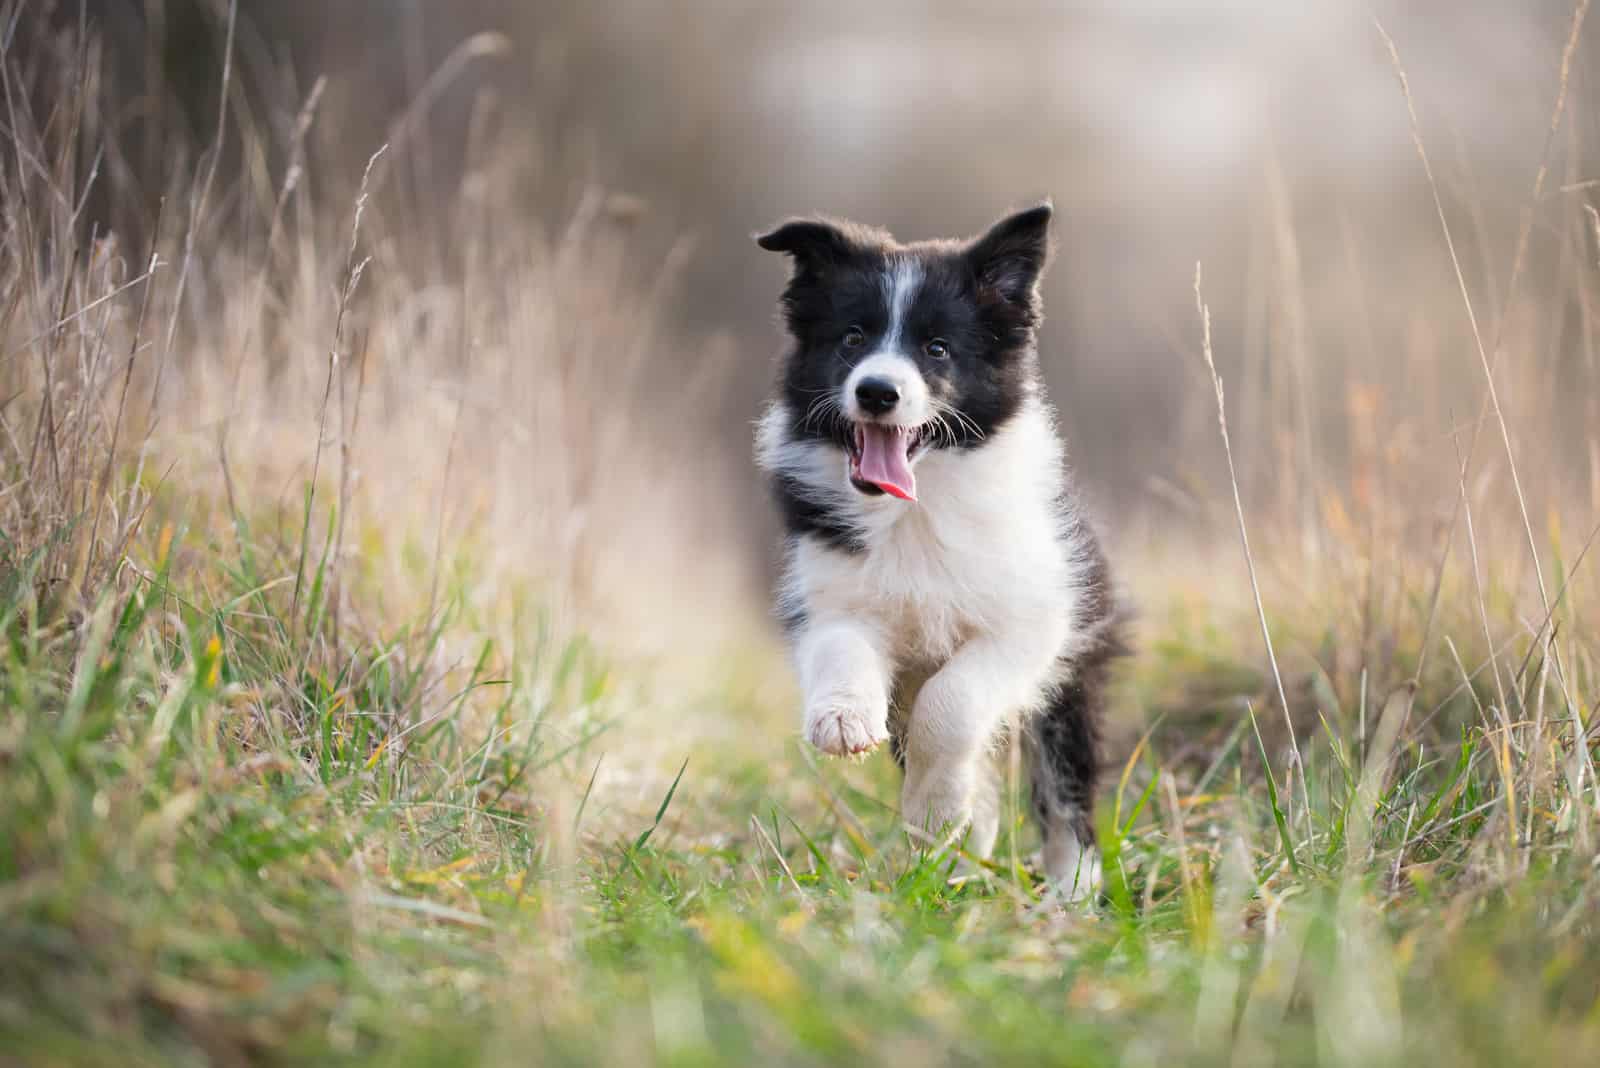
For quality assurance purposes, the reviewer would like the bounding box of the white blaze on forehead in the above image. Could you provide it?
[843,256,929,425]
[882,256,921,353]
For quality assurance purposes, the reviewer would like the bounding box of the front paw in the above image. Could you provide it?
[902,775,973,841]
[804,701,888,757]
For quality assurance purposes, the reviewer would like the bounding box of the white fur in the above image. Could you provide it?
[844,352,929,426]
[881,258,920,354]
[844,260,929,425]
[757,394,1094,868]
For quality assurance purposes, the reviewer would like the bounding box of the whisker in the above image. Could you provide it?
[930,397,984,443]
[801,393,840,432]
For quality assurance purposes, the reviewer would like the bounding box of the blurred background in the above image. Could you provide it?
[72,0,1597,498]
[19,0,1600,654]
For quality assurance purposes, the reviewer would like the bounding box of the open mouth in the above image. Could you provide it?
[846,422,930,501]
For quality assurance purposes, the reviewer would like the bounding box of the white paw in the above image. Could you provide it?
[804,702,888,757]
[902,777,973,841]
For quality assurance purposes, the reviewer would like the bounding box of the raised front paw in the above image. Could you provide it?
[804,701,888,757]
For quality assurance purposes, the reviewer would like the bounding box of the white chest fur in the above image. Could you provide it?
[761,398,1084,674]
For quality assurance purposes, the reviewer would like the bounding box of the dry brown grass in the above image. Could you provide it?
[2,6,759,668]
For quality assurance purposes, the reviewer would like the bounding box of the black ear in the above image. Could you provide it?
[755,219,857,273]
[967,203,1053,305]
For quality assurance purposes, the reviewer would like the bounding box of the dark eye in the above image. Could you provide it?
[842,327,865,349]
[925,338,950,360]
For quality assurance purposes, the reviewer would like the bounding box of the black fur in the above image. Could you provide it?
[1025,529,1127,852]
[772,474,865,554]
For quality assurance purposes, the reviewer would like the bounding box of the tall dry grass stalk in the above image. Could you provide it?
[1376,7,1598,821]
[1130,4,1600,897]
[1192,264,1306,823]
[0,9,756,710]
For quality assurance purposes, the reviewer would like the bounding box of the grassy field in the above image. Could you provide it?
[5,7,1600,1066]
[7,492,1598,1068]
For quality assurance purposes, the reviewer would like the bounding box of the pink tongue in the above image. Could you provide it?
[858,425,916,501]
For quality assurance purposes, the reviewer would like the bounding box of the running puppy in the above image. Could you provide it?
[754,203,1126,897]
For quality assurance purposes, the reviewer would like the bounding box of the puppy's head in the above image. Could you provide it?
[758,205,1052,502]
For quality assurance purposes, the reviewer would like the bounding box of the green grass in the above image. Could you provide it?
[4,499,1598,1068]
[4,11,1599,1061]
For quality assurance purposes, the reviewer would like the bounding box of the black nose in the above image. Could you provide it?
[855,377,900,415]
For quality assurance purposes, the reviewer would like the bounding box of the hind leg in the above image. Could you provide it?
[1028,680,1102,901]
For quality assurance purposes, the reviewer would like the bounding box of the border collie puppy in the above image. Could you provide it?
[754,204,1125,898]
